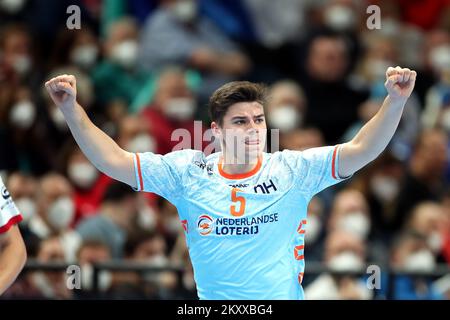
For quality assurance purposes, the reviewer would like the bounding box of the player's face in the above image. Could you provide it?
[212,101,267,163]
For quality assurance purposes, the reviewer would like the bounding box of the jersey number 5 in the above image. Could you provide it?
[230,188,246,217]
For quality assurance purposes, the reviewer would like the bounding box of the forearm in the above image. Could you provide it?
[340,96,406,176]
[61,102,135,187]
[0,227,26,295]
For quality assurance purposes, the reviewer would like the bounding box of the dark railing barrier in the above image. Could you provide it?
[16,260,450,300]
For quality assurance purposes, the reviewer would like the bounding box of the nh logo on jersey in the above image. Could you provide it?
[197,214,214,236]
[1,186,10,200]
[253,179,277,194]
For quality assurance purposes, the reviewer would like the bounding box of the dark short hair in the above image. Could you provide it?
[208,81,268,126]
[102,181,136,203]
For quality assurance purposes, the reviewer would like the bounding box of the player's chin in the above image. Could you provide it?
[244,143,264,157]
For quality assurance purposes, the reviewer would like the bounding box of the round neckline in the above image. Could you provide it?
[217,155,262,180]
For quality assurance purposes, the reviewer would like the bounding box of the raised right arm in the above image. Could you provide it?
[45,74,137,189]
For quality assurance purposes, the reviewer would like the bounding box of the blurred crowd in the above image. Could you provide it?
[1,0,450,300]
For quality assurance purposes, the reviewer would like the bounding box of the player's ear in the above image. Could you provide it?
[211,121,222,138]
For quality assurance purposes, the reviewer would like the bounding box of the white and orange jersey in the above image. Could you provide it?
[0,177,22,234]
[133,145,350,299]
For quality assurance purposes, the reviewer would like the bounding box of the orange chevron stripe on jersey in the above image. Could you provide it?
[294,245,304,260]
[218,156,262,180]
[297,219,307,234]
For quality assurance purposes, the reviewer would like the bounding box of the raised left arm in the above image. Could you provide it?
[338,66,417,178]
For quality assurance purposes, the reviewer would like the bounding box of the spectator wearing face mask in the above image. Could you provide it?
[421,33,450,131]
[76,182,139,259]
[328,189,372,240]
[6,172,41,257]
[6,172,37,225]
[0,84,56,175]
[328,188,387,264]
[393,129,448,232]
[48,27,99,73]
[305,230,372,300]
[92,17,150,107]
[61,144,113,225]
[266,80,307,134]
[406,202,448,263]
[28,173,80,262]
[31,236,73,299]
[138,0,251,102]
[348,152,404,240]
[0,24,38,84]
[117,115,156,154]
[378,231,444,300]
[139,68,209,154]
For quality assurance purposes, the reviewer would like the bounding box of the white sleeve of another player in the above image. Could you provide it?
[0,179,22,234]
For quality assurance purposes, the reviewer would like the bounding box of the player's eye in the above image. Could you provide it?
[234,120,246,125]
[255,118,265,123]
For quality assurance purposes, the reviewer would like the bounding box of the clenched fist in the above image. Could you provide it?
[45,74,77,108]
[384,66,417,101]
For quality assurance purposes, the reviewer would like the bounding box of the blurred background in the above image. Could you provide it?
[0,0,450,300]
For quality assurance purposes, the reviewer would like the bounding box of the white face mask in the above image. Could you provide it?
[0,0,27,13]
[147,254,169,267]
[47,196,75,231]
[51,107,68,130]
[379,18,401,37]
[430,45,450,72]
[327,251,364,272]
[68,162,99,189]
[305,215,322,245]
[324,5,356,31]
[370,175,399,203]
[111,40,138,69]
[268,105,302,132]
[403,250,436,272]
[172,0,197,23]
[337,212,370,239]
[12,54,32,76]
[9,100,36,129]
[15,197,36,223]
[70,45,98,70]
[428,232,444,253]
[368,59,393,80]
[81,264,112,291]
[163,97,196,121]
[127,134,156,153]
[137,206,157,231]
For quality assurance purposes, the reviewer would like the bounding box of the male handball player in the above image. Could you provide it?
[0,176,26,295]
[45,66,416,299]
